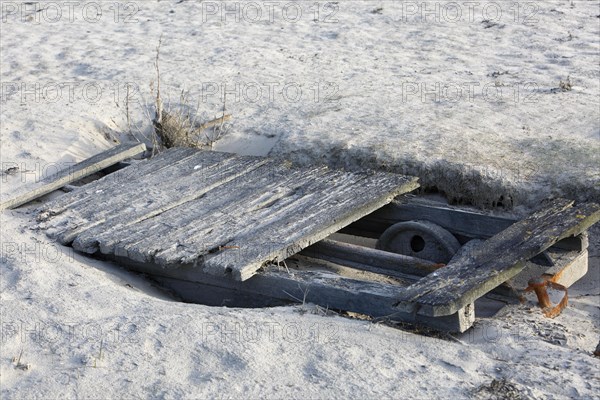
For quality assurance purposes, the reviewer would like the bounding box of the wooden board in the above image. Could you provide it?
[38,147,199,216]
[42,150,269,245]
[395,199,600,317]
[38,148,419,281]
[111,254,474,333]
[0,143,146,211]
[300,239,442,278]
[543,247,588,287]
[363,196,516,239]
[342,195,587,251]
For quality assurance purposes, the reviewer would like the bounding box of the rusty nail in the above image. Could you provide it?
[527,277,552,309]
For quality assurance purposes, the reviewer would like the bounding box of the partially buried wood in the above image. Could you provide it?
[343,196,585,251]
[202,170,419,280]
[112,254,474,333]
[105,163,329,263]
[300,239,442,277]
[38,147,198,216]
[47,152,268,246]
[148,166,359,267]
[35,147,419,281]
[1,142,146,211]
[105,161,418,280]
[395,199,600,317]
[361,196,516,239]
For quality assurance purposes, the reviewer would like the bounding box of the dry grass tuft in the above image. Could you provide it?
[153,104,232,150]
[473,378,527,400]
[559,76,572,92]
[149,35,231,153]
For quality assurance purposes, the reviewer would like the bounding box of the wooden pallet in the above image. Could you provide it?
[32,148,600,332]
[38,148,419,280]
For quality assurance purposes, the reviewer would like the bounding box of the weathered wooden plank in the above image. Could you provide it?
[373,196,517,238]
[111,254,474,332]
[395,199,600,317]
[103,164,416,274]
[300,239,441,277]
[38,147,198,216]
[151,167,354,266]
[203,173,419,280]
[95,163,328,261]
[287,254,416,284]
[42,150,239,239]
[341,196,515,239]
[296,239,555,302]
[64,154,272,249]
[151,277,292,308]
[125,168,332,265]
[238,265,474,332]
[62,149,234,215]
[343,196,584,251]
[36,147,419,282]
[1,143,146,211]
[44,152,258,244]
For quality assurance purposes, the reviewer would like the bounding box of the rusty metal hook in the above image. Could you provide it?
[522,277,568,318]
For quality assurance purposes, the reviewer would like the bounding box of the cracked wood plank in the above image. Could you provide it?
[47,153,270,246]
[1,142,146,211]
[37,148,419,282]
[87,163,325,261]
[202,170,419,280]
[38,147,198,216]
[395,199,600,317]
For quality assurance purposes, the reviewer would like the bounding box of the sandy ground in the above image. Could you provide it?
[0,205,599,399]
[1,0,598,208]
[1,1,599,398]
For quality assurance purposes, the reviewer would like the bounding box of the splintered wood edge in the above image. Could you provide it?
[0,143,146,211]
[398,203,600,317]
[208,177,421,281]
[109,252,474,333]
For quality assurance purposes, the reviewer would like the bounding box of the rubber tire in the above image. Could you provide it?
[376,220,461,264]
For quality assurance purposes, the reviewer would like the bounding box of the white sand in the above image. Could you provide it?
[1,1,599,398]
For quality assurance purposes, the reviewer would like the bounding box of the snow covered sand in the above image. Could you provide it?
[1,0,599,398]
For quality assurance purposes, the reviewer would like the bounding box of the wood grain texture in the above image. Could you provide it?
[395,199,600,317]
[102,162,325,262]
[342,195,587,251]
[40,149,244,244]
[111,254,474,333]
[1,143,146,211]
[37,148,419,281]
[202,170,419,280]
[65,155,270,249]
[38,147,198,216]
[300,239,441,277]
[371,196,517,239]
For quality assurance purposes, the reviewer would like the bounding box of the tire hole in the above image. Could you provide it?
[410,235,425,252]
